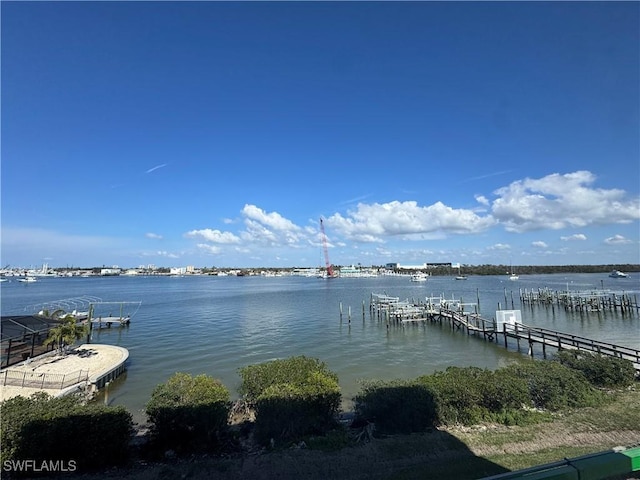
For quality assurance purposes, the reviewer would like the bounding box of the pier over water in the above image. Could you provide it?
[519,287,639,313]
[368,292,640,373]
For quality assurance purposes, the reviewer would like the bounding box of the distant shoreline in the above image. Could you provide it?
[2,263,639,278]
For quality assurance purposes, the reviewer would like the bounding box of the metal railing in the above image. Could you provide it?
[1,369,89,389]
[505,323,640,365]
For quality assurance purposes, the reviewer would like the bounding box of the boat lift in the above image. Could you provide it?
[87,301,142,330]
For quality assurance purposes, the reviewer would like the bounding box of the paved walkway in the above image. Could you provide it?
[0,344,128,401]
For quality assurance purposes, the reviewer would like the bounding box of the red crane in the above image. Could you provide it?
[320,218,335,278]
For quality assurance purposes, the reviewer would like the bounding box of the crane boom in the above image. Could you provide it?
[320,218,334,278]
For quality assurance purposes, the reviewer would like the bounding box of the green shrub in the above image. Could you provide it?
[483,368,531,411]
[1,392,133,473]
[415,365,563,426]
[488,408,551,426]
[305,428,351,451]
[503,361,605,411]
[354,379,437,434]
[145,372,230,454]
[417,367,494,425]
[239,356,341,445]
[359,361,609,430]
[555,350,636,388]
[238,356,338,402]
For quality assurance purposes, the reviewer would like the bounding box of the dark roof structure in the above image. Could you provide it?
[1,315,61,343]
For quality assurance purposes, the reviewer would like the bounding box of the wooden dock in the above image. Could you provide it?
[519,287,639,313]
[86,301,140,330]
[369,293,640,372]
[90,316,131,329]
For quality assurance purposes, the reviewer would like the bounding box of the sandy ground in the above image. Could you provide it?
[0,344,128,401]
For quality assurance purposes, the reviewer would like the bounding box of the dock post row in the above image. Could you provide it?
[365,293,640,373]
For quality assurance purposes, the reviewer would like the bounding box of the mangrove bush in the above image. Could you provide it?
[145,372,230,454]
[354,379,437,434]
[554,350,636,388]
[1,392,133,473]
[238,356,341,445]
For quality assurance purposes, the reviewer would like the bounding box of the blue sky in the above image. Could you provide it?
[2,1,639,269]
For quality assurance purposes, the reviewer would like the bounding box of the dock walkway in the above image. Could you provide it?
[369,293,640,372]
[519,287,639,313]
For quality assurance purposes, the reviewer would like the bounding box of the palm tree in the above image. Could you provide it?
[44,314,89,354]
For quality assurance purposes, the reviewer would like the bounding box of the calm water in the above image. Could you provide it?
[2,273,638,423]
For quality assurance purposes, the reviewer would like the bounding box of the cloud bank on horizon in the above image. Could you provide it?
[3,171,638,268]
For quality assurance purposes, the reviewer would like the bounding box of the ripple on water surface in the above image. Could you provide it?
[1,273,637,420]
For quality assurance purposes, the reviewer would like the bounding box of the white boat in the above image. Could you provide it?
[454,264,467,280]
[609,270,629,278]
[410,273,429,282]
[508,262,518,281]
[70,309,90,321]
[18,276,37,283]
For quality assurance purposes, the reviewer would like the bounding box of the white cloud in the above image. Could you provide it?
[178,171,639,266]
[142,250,180,259]
[560,234,587,241]
[604,234,632,245]
[240,205,305,246]
[491,171,640,232]
[241,220,279,245]
[185,229,241,244]
[183,207,311,258]
[488,243,511,250]
[242,204,301,232]
[145,232,163,240]
[327,200,495,242]
[197,244,222,254]
[475,195,489,206]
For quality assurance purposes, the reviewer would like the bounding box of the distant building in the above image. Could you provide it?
[292,268,319,277]
[385,262,452,271]
[100,268,121,276]
[426,263,452,269]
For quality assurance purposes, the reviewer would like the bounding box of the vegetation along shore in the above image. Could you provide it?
[1,351,639,480]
